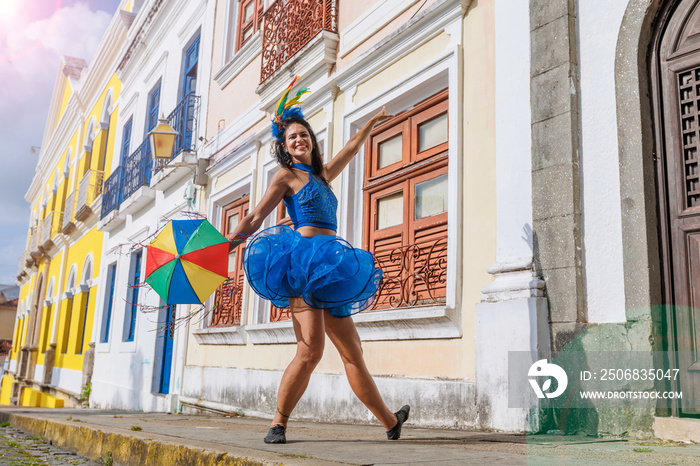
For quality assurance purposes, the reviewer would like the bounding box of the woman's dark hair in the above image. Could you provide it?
[273,115,327,183]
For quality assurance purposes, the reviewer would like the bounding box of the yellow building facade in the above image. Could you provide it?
[1,5,132,407]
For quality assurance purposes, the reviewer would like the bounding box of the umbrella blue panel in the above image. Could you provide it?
[168,259,200,304]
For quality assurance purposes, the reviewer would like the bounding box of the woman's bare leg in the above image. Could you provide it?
[270,297,325,428]
[323,311,397,430]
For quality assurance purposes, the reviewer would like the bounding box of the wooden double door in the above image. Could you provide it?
[657,0,700,415]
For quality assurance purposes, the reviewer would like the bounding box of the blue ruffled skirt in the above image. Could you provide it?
[242,225,383,317]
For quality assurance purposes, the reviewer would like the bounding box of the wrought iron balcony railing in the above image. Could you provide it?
[63,191,76,232]
[17,253,26,279]
[260,0,338,82]
[29,224,43,256]
[75,169,104,221]
[101,166,123,219]
[122,138,153,201]
[100,94,201,217]
[154,94,200,172]
[369,237,448,311]
[42,211,64,248]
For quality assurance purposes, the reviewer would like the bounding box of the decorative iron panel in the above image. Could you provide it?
[677,68,700,209]
[270,305,291,322]
[101,166,123,219]
[211,278,242,327]
[260,0,338,82]
[122,139,153,201]
[369,237,448,310]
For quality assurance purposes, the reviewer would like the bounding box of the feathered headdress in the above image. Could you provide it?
[271,76,310,141]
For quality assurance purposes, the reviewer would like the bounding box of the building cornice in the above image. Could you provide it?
[117,0,166,74]
[117,0,206,84]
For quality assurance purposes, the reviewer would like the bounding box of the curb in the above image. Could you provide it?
[0,412,272,466]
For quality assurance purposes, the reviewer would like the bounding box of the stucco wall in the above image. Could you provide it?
[190,0,496,384]
[578,0,629,323]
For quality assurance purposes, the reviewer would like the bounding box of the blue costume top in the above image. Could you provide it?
[283,164,337,231]
[242,163,382,317]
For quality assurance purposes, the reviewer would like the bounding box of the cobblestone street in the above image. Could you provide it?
[0,424,97,466]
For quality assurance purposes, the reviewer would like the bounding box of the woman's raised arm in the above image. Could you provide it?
[226,169,292,251]
[323,107,393,182]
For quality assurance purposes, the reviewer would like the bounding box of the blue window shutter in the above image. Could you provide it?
[101,264,117,343]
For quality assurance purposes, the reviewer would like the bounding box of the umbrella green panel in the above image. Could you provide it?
[182,220,228,254]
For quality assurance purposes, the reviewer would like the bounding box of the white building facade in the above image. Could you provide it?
[90,0,216,412]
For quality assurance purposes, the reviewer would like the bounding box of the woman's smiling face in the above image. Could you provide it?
[284,122,313,164]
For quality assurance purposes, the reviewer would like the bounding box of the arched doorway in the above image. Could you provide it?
[653,0,700,416]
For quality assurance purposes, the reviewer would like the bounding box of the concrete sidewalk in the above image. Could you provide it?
[1,408,699,465]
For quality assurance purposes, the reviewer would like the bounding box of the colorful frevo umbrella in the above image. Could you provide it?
[145,219,229,304]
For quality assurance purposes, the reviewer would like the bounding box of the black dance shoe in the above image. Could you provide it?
[264,424,287,444]
[386,405,410,440]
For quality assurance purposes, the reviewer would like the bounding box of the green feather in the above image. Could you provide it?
[286,88,310,108]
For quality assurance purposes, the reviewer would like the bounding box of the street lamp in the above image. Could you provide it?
[149,116,178,159]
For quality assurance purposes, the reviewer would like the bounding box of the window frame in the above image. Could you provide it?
[60,268,77,354]
[369,120,410,179]
[411,98,449,162]
[100,263,117,344]
[120,118,133,166]
[75,288,90,354]
[123,249,143,343]
[194,150,255,345]
[210,195,250,328]
[236,0,265,52]
[365,91,449,183]
[145,82,162,135]
[362,89,450,311]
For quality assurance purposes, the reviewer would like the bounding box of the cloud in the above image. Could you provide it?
[0,2,113,282]
[14,3,110,60]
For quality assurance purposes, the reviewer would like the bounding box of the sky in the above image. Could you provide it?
[0,0,123,284]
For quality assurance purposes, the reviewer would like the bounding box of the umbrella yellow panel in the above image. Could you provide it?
[149,222,178,255]
[180,260,227,303]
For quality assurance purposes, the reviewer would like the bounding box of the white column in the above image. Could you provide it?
[474,0,549,432]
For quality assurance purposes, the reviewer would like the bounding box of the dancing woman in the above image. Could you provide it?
[227,77,410,444]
